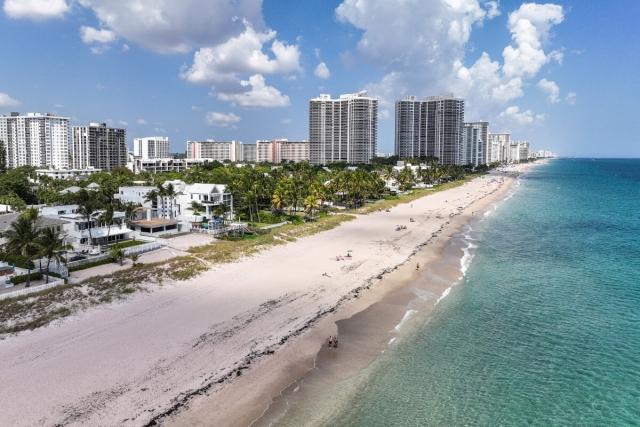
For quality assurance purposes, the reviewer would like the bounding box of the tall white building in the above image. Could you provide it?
[71,123,127,171]
[133,136,169,159]
[187,140,257,162]
[256,139,310,163]
[309,91,378,165]
[0,112,70,169]
[488,132,511,163]
[462,121,489,166]
[394,95,465,165]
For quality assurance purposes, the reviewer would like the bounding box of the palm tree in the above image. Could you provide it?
[109,244,125,266]
[303,194,320,220]
[36,227,70,283]
[191,201,205,217]
[4,215,40,287]
[77,192,98,247]
[163,183,177,219]
[99,204,114,247]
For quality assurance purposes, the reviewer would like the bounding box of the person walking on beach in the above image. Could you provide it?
[416,263,420,270]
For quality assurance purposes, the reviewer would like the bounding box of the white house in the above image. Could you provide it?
[40,204,132,249]
[114,180,233,237]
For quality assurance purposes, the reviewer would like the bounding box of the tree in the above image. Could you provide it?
[99,204,115,246]
[4,214,40,287]
[303,194,320,220]
[191,201,205,217]
[129,252,140,267]
[77,190,99,247]
[109,245,125,266]
[395,167,415,191]
[36,227,70,283]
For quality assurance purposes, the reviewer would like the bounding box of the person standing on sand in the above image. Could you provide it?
[416,263,420,270]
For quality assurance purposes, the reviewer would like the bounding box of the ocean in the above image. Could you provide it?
[275,159,640,426]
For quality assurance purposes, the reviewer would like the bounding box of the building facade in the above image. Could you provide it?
[133,136,169,159]
[462,121,489,166]
[187,140,257,162]
[0,112,70,169]
[309,91,378,165]
[488,132,511,163]
[394,95,465,165]
[71,123,127,171]
[256,139,310,163]
[130,158,218,174]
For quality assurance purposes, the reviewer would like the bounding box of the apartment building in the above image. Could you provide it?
[133,136,169,159]
[71,123,127,171]
[256,139,310,163]
[186,140,257,162]
[488,132,511,163]
[309,91,378,165]
[463,121,489,166]
[0,112,70,169]
[394,95,465,165]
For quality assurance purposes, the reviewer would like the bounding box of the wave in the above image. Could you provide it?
[393,309,418,332]
[435,287,452,305]
[460,241,478,276]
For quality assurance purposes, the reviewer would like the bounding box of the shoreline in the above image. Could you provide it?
[163,162,545,427]
[0,162,546,427]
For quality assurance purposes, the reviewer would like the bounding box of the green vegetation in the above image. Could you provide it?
[0,157,501,336]
[68,257,113,272]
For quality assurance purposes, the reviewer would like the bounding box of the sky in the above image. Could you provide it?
[0,0,638,158]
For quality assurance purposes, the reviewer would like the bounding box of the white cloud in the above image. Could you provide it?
[191,105,201,112]
[0,92,20,108]
[565,91,576,105]
[485,1,500,19]
[181,21,300,85]
[314,62,331,79]
[281,118,292,124]
[217,74,290,108]
[80,26,116,44]
[498,105,545,125]
[118,120,128,126]
[77,0,264,54]
[502,3,564,78]
[136,118,147,125]
[537,78,560,103]
[205,111,241,127]
[336,0,565,123]
[4,0,69,21]
[121,43,130,52]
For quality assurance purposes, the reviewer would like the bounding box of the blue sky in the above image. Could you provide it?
[0,0,638,157]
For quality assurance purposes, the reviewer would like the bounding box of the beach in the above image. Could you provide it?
[0,163,539,426]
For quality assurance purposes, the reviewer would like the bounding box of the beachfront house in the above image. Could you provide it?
[114,180,233,236]
[40,205,132,250]
[0,212,69,247]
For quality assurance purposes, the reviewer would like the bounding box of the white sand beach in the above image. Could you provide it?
[0,164,541,426]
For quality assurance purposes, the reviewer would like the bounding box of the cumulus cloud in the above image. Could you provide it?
[77,0,264,54]
[336,0,565,125]
[498,105,545,125]
[0,92,20,108]
[217,74,290,108]
[80,26,116,44]
[181,21,300,85]
[136,118,147,125]
[537,78,560,103]
[314,62,331,79]
[3,0,69,21]
[205,111,241,127]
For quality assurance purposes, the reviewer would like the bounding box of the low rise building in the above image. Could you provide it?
[130,158,219,174]
[35,167,101,180]
[186,140,257,162]
[256,139,310,163]
[40,204,132,249]
[114,180,233,236]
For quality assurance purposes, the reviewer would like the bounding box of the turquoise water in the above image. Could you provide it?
[335,159,640,426]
